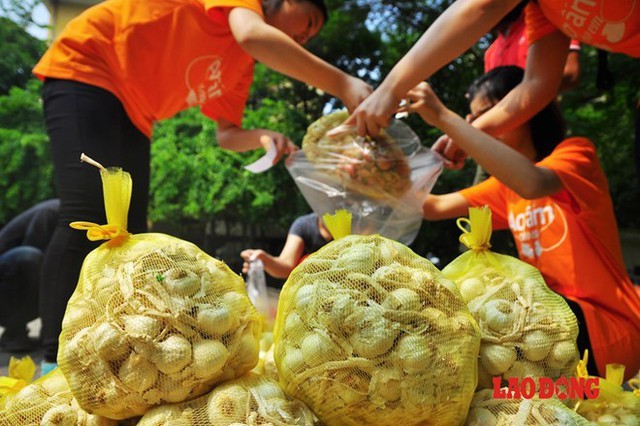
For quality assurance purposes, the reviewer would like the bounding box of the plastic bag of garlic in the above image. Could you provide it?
[272,210,481,426]
[287,110,443,245]
[57,156,262,419]
[442,207,580,390]
[136,373,318,425]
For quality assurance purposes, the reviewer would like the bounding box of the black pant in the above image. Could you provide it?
[0,247,41,337]
[635,102,640,179]
[40,79,150,362]
[564,297,599,377]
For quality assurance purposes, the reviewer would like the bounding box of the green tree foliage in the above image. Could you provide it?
[0,79,53,224]
[0,16,45,94]
[0,4,52,225]
[149,97,310,229]
[0,0,44,28]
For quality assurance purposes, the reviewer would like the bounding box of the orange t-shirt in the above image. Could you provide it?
[459,137,640,379]
[525,0,640,57]
[33,0,261,137]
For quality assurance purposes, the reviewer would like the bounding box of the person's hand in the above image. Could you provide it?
[240,249,265,275]
[432,134,467,170]
[346,86,402,137]
[403,82,449,126]
[258,132,299,165]
[339,76,373,115]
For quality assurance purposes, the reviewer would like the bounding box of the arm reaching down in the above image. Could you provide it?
[471,30,570,137]
[228,7,371,112]
[348,0,522,135]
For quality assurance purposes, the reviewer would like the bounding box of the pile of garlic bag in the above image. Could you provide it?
[0,368,117,426]
[443,208,580,389]
[58,161,262,419]
[273,211,481,426]
[136,373,318,425]
[575,362,640,425]
[465,389,591,425]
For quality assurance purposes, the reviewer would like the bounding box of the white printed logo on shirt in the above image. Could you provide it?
[558,0,637,46]
[185,55,225,107]
[508,201,568,260]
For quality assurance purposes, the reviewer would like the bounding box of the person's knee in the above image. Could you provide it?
[0,247,43,288]
[7,246,43,267]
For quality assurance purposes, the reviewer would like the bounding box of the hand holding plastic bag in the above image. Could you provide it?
[287,111,443,245]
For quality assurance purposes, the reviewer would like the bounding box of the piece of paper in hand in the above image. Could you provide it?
[244,137,277,173]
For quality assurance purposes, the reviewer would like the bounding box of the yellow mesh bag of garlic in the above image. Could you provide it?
[442,207,580,390]
[0,368,117,426]
[136,372,318,425]
[58,155,262,419]
[574,357,640,425]
[273,210,481,426]
[465,389,591,425]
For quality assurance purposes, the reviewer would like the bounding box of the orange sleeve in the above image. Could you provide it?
[524,1,559,45]
[537,137,606,212]
[201,61,255,126]
[204,0,263,22]
[458,177,510,230]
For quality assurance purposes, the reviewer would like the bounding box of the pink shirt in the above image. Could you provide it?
[485,14,581,72]
[484,15,528,72]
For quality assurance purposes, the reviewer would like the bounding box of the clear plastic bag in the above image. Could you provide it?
[246,259,272,329]
[286,111,443,245]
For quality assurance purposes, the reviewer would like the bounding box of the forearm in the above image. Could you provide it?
[381,0,518,98]
[559,51,580,92]
[217,125,268,152]
[472,32,570,136]
[229,9,348,98]
[435,110,550,198]
[423,193,469,221]
[259,254,295,279]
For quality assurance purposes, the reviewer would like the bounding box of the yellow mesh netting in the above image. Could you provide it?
[0,368,117,425]
[0,356,36,401]
[442,207,580,390]
[465,389,591,425]
[301,111,411,200]
[574,356,640,424]
[251,332,278,382]
[136,373,318,425]
[58,157,262,419]
[272,211,481,425]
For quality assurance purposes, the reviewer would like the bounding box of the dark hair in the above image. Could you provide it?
[466,65,566,161]
[262,0,328,23]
